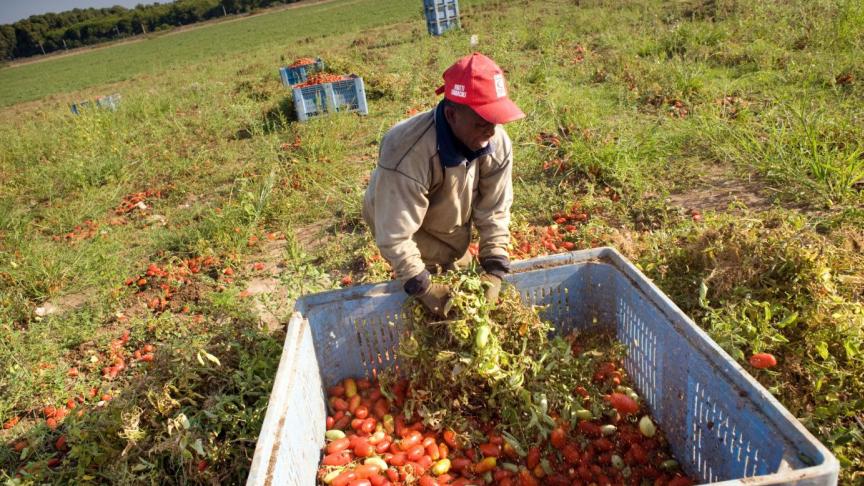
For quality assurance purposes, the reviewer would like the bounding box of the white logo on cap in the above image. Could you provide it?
[451,84,467,98]
[493,74,506,98]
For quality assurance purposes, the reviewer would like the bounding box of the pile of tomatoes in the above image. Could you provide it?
[51,219,98,243]
[295,73,348,88]
[114,189,164,215]
[123,258,217,313]
[289,57,318,67]
[319,371,696,486]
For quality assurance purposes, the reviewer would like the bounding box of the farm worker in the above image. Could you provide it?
[362,53,525,317]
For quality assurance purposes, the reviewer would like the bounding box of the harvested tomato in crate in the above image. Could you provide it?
[292,74,368,122]
[248,248,838,486]
[279,57,325,86]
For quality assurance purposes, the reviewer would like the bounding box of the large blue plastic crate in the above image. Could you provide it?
[247,247,839,486]
[279,58,325,87]
[292,75,368,122]
[424,0,460,36]
[70,93,121,115]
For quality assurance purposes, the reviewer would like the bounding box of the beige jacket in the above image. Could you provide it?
[362,109,513,281]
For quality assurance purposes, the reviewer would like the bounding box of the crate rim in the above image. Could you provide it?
[250,247,839,485]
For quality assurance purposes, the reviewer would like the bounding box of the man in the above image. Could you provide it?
[362,53,524,316]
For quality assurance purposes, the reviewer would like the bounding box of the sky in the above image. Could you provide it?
[0,0,174,25]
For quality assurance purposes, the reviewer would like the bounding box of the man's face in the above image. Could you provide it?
[444,103,497,151]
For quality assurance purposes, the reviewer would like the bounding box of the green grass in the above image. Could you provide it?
[1,0,863,483]
[0,0,427,107]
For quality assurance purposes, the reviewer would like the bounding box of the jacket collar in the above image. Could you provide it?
[434,101,495,168]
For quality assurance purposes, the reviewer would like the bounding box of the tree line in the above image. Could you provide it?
[0,0,301,60]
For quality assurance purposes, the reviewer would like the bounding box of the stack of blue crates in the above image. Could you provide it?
[424,0,460,36]
[279,58,325,87]
[292,75,368,122]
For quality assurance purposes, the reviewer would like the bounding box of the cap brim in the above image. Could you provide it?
[472,97,525,124]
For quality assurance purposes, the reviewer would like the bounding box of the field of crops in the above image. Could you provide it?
[0,0,862,483]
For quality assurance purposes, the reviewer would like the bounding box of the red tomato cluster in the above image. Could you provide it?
[319,372,696,486]
[51,219,98,243]
[295,73,348,88]
[102,330,156,380]
[114,189,164,215]
[289,57,317,67]
[124,258,216,313]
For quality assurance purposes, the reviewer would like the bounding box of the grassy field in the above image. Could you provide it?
[1,0,863,483]
[0,0,431,108]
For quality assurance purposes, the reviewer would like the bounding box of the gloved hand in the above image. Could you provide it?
[416,283,453,318]
[480,273,502,305]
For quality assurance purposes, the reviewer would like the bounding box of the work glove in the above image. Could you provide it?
[480,273,502,305]
[416,283,453,318]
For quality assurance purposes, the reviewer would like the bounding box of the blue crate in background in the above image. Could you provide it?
[292,75,368,122]
[424,0,460,36]
[279,58,325,87]
[247,247,839,486]
[70,93,121,115]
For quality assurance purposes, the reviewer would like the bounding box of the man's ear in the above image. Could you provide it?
[443,104,456,125]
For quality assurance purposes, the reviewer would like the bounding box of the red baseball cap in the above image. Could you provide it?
[435,52,525,124]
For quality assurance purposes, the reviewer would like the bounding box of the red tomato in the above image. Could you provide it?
[327,437,351,454]
[563,443,581,464]
[518,468,539,486]
[578,421,601,437]
[332,471,358,486]
[354,439,374,457]
[373,399,389,419]
[425,443,440,460]
[355,406,369,420]
[550,427,567,449]
[388,452,407,466]
[361,418,377,434]
[355,464,381,478]
[450,457,471,472]
[748,353,777,369]
[418,475,439,486]
[3,416,20,429]
[608,393,639,415]
[401,430,423,448]
[375,440,392,454]
[406,444,425,462]
[331,397,349,412]
[443,430,459,450]
[322,452,352,466]
[346,479,371,486]
[593,438,614,451]
[526,447,541,470]
[479,442,502,457]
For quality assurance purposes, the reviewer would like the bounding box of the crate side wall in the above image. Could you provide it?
[308,291,406,387]
[247,317,325,486]
[611,270,828,484]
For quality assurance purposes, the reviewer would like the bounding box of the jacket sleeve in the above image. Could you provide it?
[473,134,513,263]
[371,168,429,282]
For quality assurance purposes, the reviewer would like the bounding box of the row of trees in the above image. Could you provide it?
[0,0,301,60]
